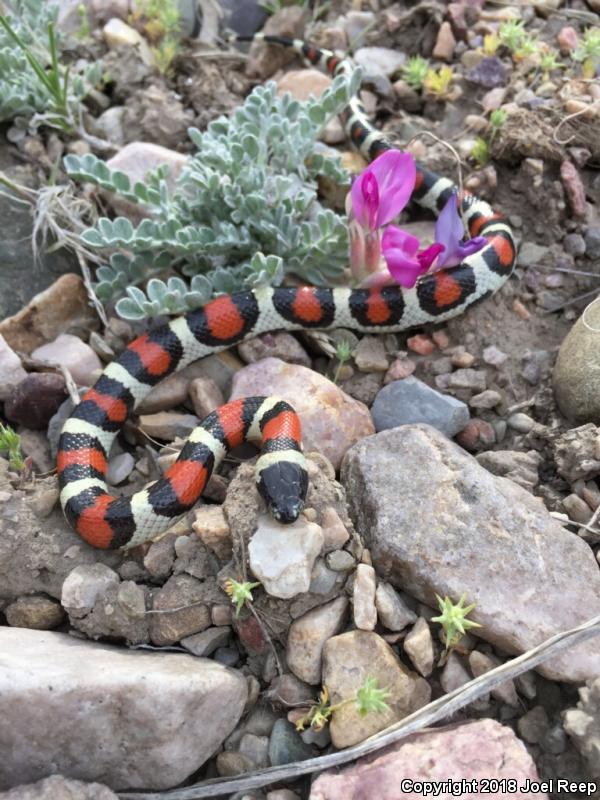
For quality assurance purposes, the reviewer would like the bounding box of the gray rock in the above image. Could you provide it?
[403,618,435,677]
[341,424,600,682]
[476,449,540,491]
[517,242,549,267]
[554,304,600,423]
[564,678,600,778]
[106,452,135,485]
[286,596,348,685]
[375,582,417,631]
[0,628,247,790]
[325,550,355,572]
[440,651,472,693]
[238,332,311,368]
[585,225,600,260]
[239,733,270,769]
[563,232,586,256]
[469,650,519,706]
[0,775,118,799]
[518,705,550,744]
[507,412,535,433]
[552,424,600,482]
[466,56,507,88]
[181,626,231,657]
[371,377,470,438]
[149,574,211,645]
[353,47,405,79]
[268,719,313,767]
[352,563,377,631]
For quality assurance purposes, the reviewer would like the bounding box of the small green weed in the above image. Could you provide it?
[401,56,430,90]
[0,422,25,472]
[224,578,261,616]
[295,677,392,732]
[432,593,482,650]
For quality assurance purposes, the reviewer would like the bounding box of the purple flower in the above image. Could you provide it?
[381,226,445,289]
[351,150,416,230]
[434,193,487,268]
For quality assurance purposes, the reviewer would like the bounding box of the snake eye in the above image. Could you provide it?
[256,460,308,524]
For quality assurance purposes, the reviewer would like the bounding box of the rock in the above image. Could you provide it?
[375,582,417,631]
[564,678,600,778]
[440,651,472,693]
[138,411,199,440]
[353,564,377,631]
[467,56,507,88]
[188,376,224,419]
[239,732,270,769]
[136,373,190,414]
[320,506,350,552]
[122,85,195,151]
[322,630,430,748]
[585,226,600,260]
[407,334,435,355]
[216,751,254,776]
[309,719,548,799]
[230,358,374,470]
[353,336,388,373]
[286,596,348,685]
[403,618,435,677]
[563,493,592,523]
[106,452,135,485]
[238,332,310,368]
[61,564,120,618]
[476,449,540,491]
[557,25,579,52]
[0,628,247,790]
[31,333,102,387]
[93,106,125,146]
[340,372,383,406]
[561,160,587,217]
[483,345,508,366]
[518,705,550,744]
[433,21,456,61]
[0,274,96,355]
[563,232,586,256]
[0,335,26,390]
[5,595,65,630]
[277,69,332,101]
[384,356,416,383]
[268,719,313,766]
[5,373,67,430]
[354,47,406,79]
[455,418,495,452]
[149,574,211,645]
[192,505,232,560]
[371,377,470,438]
[469,650,519,706]
[103,17,146,49]
[341,424,600,682]
[469,389,502,409]
[246,6,307,79]
[326,550,355,571]
[181,626,231,657]
[248,514,324,599]
[554,305,600,424]
[0,775,118,800]
[553,424,600,482]
[446,368,487,393]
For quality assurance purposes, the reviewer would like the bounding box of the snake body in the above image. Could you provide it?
[57,35,517,550]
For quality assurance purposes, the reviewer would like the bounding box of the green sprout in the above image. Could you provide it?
[131,0,182,75]
[295,677,391,732]
[224,578,261,616]
[76,4,91,40]
[432,593,482,650]
[489,108,507,144]
[572,28,600,79]
[498,19,527,52]
[470,136,489,167]
[423,66,454,99]
[0,423,25,472]
[401,55,430,90]
[538,47,563,76]
[333,340,353,384]
[482,33,499,56]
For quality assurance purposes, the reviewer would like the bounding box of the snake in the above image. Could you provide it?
[57,34,517,550]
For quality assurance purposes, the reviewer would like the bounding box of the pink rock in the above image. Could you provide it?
[0,334,27,390]
[455,418,496,452]
[384,357,416,384]
[32,334,102,387]
[431,330,450,350]
[310,719,548,800]
[229,358,374,470]
[560,160,587,217]
[276,69,332,101]
[557,26,579,53]
[433,22,456,62]
[407,335,435,356]
[481,87,506,112]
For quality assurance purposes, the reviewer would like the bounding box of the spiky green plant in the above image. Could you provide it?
[572,27,600,78]
[295,677,392,732]
[0,423,25,472]
[401,55,430,90]
[432,593,482,650]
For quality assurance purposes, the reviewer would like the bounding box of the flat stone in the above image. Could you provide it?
[469,650,519,706]
[248,514,324,599]
[476,449,540,491]
[276,68,332,101]
[403,617,435,677]
[0,628,247,790]
[5,595,65,630]
[320,506,350,552]
[440,651,472,693]
[268,719,313,767]
[354,47,406,78]
[238,332,311,368]
[286,596,348,685]
[353,563,377,631]
[310,719,548,799]
[4,373,67,430]
[467,56,507,88]
[0,334,26,388]
[192,505,232,560]
[375,582,417,631]
[371,377,470,437]
[230,357,374,470]
[136,373,190,415]
[0,775,118,799]
[341,424,600,682]
[106,452,135,485]
[322,630,430,748]
[181,626,231,657]
[353,336,389,373]
[31,333,102,386]
[188,376,224,419]
[148,574,211,646]
[138,411,200,441]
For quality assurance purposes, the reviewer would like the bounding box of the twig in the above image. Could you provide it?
[405,131,464,193]
[76,250,108,326]
[59,365,80,405]
[119,612,600,800]
[553,101,600,145]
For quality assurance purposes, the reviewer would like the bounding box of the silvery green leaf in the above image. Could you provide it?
[115,297,146,320]
[146,279,168,303]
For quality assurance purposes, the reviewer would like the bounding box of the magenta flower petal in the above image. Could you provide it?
[370,150,417,227]
[435,193,487,268]
[381,224,420,257]
[361,172,380,230]
[417,242,445,269]
[381,225,427,288]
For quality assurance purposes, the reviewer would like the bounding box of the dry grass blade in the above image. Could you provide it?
[119,613,600,800]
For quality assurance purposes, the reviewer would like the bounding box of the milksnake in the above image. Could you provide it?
[57,34,517,550]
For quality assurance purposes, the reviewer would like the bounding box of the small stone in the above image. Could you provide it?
[371,377,470,438]
[482,345,506,367]
[403,617,435,677]
[433,21,456,61]
[384,356,416,383]
[563,493,593,524]
[476,450,540,491]
[0,775,119,799]
[320,506,350,552]
[561,160,587,217]
[268,673,313,708]
[447,369,487,393]
[268,719,313,766]
[563,232,586,257]
[0,334,26,389]
[216,751,254,776]
[106,452,135,485]
[103,17,145,48]
[238,332,310,368]
[407,334,435,355]
[192,505,232,561]
[343,10,375,43]
[248,514,323,599]
[585,226,600,260]
[557,26,579,53]
[507,413,535,433]
[5,373,67,430]
[469,650,519,706]
[481,87,507,112]
[212,604,233,627]
[518,705,550,744]
[326,550,355,572]
[467,56,507,88]
[136,373,190,415]
[138,411,200,441]
[309,559,338,595]
[353,47,405,79]
[375,582,417,631]
[148,574,211,646]
[392,79,422,112]
[60,564,120,619]
[353,564,377,631]
[432,330,450,350]
[143,534,177,581]
[277,68,332,101]
[5,594,65,630]
[246,7,307,80]
[469,389,502,409]
[440,651,472,693]
[353,336,389,373]
[286,596,348,685]
[181,626,231,657]
[450,349,475,368]
[188,376,224,419]
[239,732,270,769]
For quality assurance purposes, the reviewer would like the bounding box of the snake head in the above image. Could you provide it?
[256,458,309,524]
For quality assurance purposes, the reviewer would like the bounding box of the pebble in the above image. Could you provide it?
[353,47,405,79]
[268,673,313,708]
[311,719,547,799]
[468,650,519,706]
[467,56,507,88]
[309,559,338,595]
[325,549,355,572]
[517,241,549,267]
[0,775,119,799]
[371,377,470,438]
[238,332,311,368]
[103,17,147,49]
[481,87,507,112]
[518,705,550,744]
[440,651,472,693]
[341,424,600,682]
[106,452,135,485]
[276,68,332,101]
[403,618,435,677]
[507,412,535,433]
[148,574,211,646]
[353,564,377,631]
[245,6,307,80]
[322,630,430,748]
[5,373,67,430]
[268,719,313,766]
[0,334,26,390]
[557,26,579,53]
[384,356,416,384]
[0,628,247,790]
[136,374,190,415]
[563,493,592,524]
[563,232,586,257]
[585,226,600,260]
[248,514,323,599]
[450,348,475,368]
[181,626,232,657]
[188,376,224,419]
[553,304,600,423]
[447,368,487,393]
[192,505,232,561]
[407,334,435,355]
[343,10,375,43]
[482,345,508,367]
[138,411,200,441]
[5,594,65,630]
[353,336,389,372]
[433,21,456,61]
[469,389,502,409]
[230,357,374,470]
[320,506,350,552]
[286,596,348,685]
[216,751,254,776]
[561,161,587,217]
[239,732,270,769]
[375,582,417,631]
